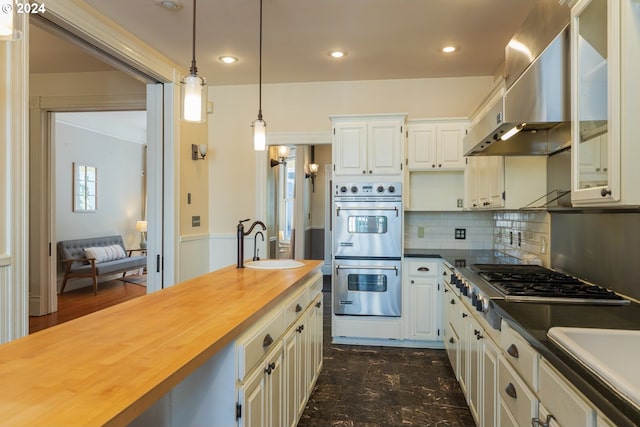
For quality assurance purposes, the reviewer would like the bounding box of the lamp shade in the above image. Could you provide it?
[182,74,207,123]
[253,119,266,151]
[136,220,148,232]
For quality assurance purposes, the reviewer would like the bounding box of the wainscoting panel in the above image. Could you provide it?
[209,233,267,272]
[179,234,212,282]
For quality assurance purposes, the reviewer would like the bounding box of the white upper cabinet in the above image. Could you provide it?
[407,119,467,171]
[571,0,640,205]
[331,114,406,177]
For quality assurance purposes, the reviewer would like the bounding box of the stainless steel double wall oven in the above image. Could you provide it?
[333,182,403,316]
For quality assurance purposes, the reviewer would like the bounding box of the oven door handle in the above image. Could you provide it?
[336,207,399,217]
[336,265,399,276]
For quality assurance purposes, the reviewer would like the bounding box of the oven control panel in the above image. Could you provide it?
[335,182,402,197]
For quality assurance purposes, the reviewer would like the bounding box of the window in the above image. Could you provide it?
[73,163,97,212]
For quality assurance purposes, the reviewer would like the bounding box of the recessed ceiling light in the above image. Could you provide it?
[328,51,347,59]
[219,56,238,64]
[155,0,183,10]
[441,46,458,53]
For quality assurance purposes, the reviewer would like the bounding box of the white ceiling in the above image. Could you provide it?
[31,0,538,86]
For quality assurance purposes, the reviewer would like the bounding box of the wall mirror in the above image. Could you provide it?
[73,163,97,212]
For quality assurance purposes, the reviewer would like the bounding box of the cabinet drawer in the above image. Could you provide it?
[284,287,310,326]
[498,355,538,427]
[406,260,439,277]
[538,358,595,427]
[237,308,286,381]
[500,320,538,389]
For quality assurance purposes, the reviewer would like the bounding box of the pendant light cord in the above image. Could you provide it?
[257,0,263,120]
[190,0,198,75]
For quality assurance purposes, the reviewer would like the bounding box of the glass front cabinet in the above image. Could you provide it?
[570,0,640,206]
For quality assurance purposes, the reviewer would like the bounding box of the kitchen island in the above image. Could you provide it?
[0,260,322,427]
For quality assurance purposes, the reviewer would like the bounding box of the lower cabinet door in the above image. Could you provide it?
[284,326,299,427]
[238,364,267,427]
[444,322,460,380]
[482,335,499,427]
[238,341,284,427]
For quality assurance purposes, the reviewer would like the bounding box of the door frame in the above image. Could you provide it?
[29,93,168,315]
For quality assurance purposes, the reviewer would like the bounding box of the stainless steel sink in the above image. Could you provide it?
[244,259,304,270]
[548,327,640,409]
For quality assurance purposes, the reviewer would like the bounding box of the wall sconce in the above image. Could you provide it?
[192,143,208,160]
[305,163,319,192]
[270,145,290,167]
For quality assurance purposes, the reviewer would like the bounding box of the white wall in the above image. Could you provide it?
[208,76,494,241]
[54,119,145,290]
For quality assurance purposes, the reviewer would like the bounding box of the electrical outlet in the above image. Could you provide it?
[457,198,463,208]
[455,228,466,240]
[417,226,425,238]
[192,216,201,227]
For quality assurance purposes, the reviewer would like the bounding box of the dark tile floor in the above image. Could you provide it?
[298,290,475,427]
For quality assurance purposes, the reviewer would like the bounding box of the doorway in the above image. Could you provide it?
[28,18,169,318]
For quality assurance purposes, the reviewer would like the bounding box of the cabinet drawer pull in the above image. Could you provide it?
[315,301,322,308]
[449,337,455,344]
[450,299,456,305]
[417,267,430,272]
[505,382,517,399]
[507,343,519,359]
[296,324,305,333]
[263,334,274,348]
[444,288,449,293]
[295,303,303,313]
[462,313,468,318]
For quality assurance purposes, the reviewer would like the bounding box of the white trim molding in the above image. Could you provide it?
[266,131,332,146]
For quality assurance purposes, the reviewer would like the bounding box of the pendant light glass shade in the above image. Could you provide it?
[182,73,207,122]
[253,0,266,151]
[180,0,207,123]
[253,118,266,151]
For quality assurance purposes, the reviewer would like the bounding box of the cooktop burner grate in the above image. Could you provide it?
[470,264,629,304]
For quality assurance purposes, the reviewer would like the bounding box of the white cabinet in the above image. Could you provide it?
[331,114,406,176]
[406,120,467,171]
[238,341,284,427]
[466,156,547,209]
[403,259,441,341]
[571,0,640,205]
[537,358,595,427]
[481,333,499,427]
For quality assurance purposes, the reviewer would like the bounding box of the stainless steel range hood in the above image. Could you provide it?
[464,0,571,156]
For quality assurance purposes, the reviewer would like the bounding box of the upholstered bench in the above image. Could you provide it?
[57,235,147,295]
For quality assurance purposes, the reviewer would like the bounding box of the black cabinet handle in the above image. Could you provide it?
[505,383,517,399]
[263,334,274,348]
[295,303,302,313]
[296,324,305,333]
[264,361,276,375]
[411,280,415,284]
[507,343,519,359]
[444,288,449,293]
[462,313,468,318]
[315,301,321,308]
[601,188,612,197]
[450,299,456,305]
[449,337,455,344]
[417,267,430,272]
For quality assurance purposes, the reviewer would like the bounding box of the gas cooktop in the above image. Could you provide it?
[470,264,629,305]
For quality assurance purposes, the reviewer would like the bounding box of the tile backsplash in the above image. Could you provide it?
[405,210,551,266]
[493,211,550,266]
[404,211,494,250]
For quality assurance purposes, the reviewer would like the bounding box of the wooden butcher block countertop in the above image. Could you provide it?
[0,260,322,427]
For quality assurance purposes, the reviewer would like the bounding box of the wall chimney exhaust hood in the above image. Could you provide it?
[464,0,571,156]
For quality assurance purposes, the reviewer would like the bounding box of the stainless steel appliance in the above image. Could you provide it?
[333,182,402,316]
[333,259,402,316]
[470,264,629,305]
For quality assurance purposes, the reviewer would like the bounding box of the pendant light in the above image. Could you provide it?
[252,0,266,151]
[181,0,207,122]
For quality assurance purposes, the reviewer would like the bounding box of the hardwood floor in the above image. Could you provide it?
[29,276,147,334]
